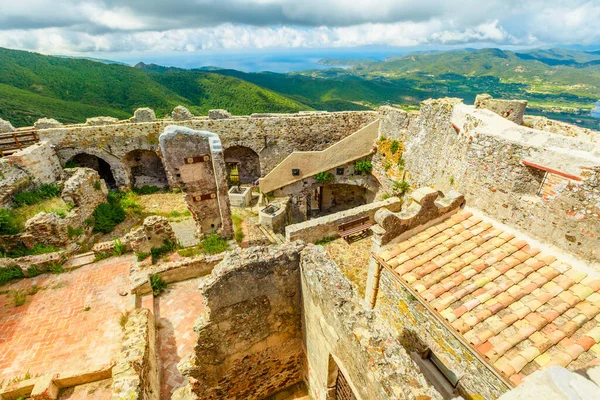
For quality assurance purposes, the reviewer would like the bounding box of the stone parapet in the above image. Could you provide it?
[475,93,527,125]
[285,196,402,243]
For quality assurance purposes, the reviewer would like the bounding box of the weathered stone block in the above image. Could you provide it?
[208,109,232,120]
[132,108,157,123]
[0,118,15,133]
[34,118,63,130]
[86,116,119,126]
[171,106,194,121]
[475,93,527,125]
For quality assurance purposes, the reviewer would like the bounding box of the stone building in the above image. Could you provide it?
[0,99,599,400]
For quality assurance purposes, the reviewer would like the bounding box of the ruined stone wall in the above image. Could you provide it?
[301,245,442,400]
[159,126,233,237]
[112,308,159,400]
[376,267,510,399]
[524,115,600,144]
[285,197,402,243]
[37,111,377,187]
[378,100,600,264]
[61,167,108,227]
[177,243,305,400]
[0,141,62,206]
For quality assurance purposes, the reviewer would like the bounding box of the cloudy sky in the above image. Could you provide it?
[0,0,598,56]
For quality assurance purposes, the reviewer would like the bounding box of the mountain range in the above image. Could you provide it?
[0,47,599,129]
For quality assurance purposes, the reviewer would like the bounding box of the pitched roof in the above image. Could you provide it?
[377,210,600,386]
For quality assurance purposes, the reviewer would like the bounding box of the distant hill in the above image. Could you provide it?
[317,58,377,67]
[1,47,599,130]
[0,48,311,127]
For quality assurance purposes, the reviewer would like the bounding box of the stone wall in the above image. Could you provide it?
[375,266,511,399]
[0,141,63,206]
[524,115,600,144]
[37,111,377,188]
[301,245,442,400]
[159,126,233,237]
[177,243,305,400]
[377,99,600,264]
[285,197,402,243]
[475,94,527,125]
[112,308,159,400]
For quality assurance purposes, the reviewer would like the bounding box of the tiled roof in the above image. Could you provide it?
[377,210,600,386]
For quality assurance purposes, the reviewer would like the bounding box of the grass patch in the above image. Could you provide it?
[132,185,161,195]
[392,180,410,196]
[150,239,177,264]
[177,246,202,258]
[1,243,60,259]
[67,225,83,238]
[150,274,167,296]
[136,251,150,262]
[0,265,24,285]
[10,289,27,306]
[231,213,244,244]
[47,262,65,274]
[200,233,229,254]
[0,208,20,234]
[12,183,61,207]
[25,266,41,277]
[315,236,337,246]
[94,252,112,262]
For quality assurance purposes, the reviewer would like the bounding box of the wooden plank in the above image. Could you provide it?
[184,155,211,164]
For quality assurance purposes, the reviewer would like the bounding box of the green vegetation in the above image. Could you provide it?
[0,208,20,234]
[67,225,83,238]
[200,233,229,254]
[392,180,411,196]
[150,239,177,264]
[231,214,244,244]
[132,185,161,195]
[12,184,61,207]
[10,289,26,307]
[94,252,112,262]
[47,262,65,274]
[390,140,400,154]
[1,243,60,259]
[315,236,336,246]
[354,160,373,175]
[136,251,150,261]
[315,171,335,184]
[0,265,24,285]
[150,274,167,296]
[119,311,130,328]
[91,190,134,234]
[112,239,126,256]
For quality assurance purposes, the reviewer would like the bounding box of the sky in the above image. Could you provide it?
[0,0,599,65]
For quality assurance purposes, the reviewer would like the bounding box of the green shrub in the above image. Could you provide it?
[119,192,142,216]
[47,262,65,274]
[67,226,83,238]
[150,274,167,296]
[136,251,150,261]
[150,239,177,264]
[92,202,126,233]
[54,209,67,219]
[12,183,61,207]
[234,229,244,243]
[132,185,161,195]
[11,289,27,306]
[354,160,373,174]
[390,140,400,154]
[0,208,20,235]
[315,171,335,184]
[381,193,392,200]
[0,265,24,285]
[392,180,411,196]
[93,181,102,191]
[200,233,229,255]
[25,266,41,277]
[64,160,77,169]
[112,239,126,256]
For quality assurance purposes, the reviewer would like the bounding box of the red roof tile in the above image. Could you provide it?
[377,210,600,385]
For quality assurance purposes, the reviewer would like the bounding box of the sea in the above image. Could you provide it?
[89,48,408,73]
[592,101,600,118]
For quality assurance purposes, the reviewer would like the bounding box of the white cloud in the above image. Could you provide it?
[0,0,598,54]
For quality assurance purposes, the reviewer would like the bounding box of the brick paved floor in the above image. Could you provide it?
[155,277,206,399]
[0,255,133,383]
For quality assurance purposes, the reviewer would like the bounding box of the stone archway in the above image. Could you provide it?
[223,145,260,184]
[123,149,169,189]
[67,153,117,189]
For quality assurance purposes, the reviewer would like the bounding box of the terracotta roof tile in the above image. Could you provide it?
[377,210,600,385]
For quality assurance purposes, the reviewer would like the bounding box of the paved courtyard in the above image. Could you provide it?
[0,255,133,383]
[156,277,206,399]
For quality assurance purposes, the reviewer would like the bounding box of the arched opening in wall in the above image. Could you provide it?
[123,149,169,189]
[67,153,117,189]
[309,184,373,219]
[223,146,260,185]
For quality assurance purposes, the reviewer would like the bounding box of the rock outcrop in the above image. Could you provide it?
[0,118,15,133]
[171,106,194,121]
[132,108,157,123]
[34,118,63,130]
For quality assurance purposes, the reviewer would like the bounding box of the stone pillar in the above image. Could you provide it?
[159,126,233,238]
